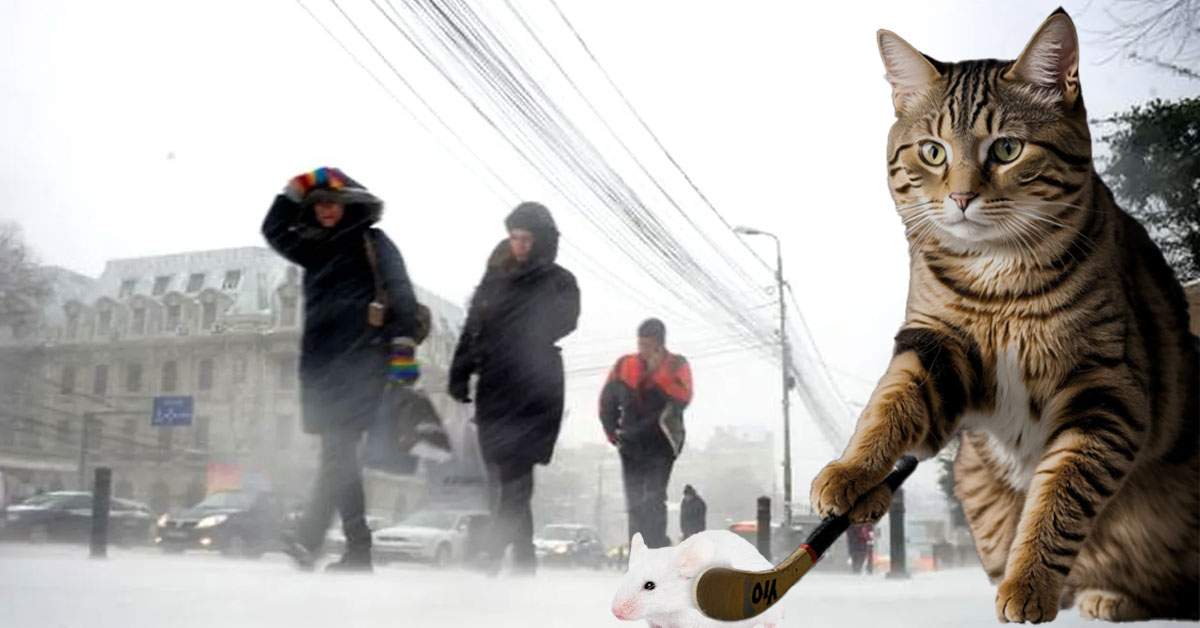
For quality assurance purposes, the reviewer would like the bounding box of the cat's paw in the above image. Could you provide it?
[811,460,881,518]
[848,483,895,523]
[1075,589,1149,622]
[995,570,1061,624]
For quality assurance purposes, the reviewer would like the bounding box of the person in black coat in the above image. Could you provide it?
[262,167,420,572]
[680,484,707,540]
[449,201,580,575]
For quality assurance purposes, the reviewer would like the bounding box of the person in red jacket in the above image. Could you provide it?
[599,318,693,549]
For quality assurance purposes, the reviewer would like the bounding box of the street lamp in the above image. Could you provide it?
[733,225,794,527]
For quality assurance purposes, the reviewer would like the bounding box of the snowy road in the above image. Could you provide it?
[0,544,1187,627]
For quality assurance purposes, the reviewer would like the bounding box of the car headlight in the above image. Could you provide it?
[554,544,569,554]
[157,514,170,527]
[196,514,228,529]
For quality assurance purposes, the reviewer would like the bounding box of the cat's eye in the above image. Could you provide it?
[918,141,947,167]
[990,137,1024,163]
[643,581,656,591]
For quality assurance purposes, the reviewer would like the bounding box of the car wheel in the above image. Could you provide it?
[222,534,247,558]
[433,543,452,568]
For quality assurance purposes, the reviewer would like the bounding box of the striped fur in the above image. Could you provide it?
[811,10,1198,623]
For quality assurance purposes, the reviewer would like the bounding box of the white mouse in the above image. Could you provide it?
[611,531,785,628]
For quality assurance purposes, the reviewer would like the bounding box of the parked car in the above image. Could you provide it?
[2,491,155,545]
[533,524,604,568]
[372,510,489,567]
[155,489,286,558]
[324,514,393,555]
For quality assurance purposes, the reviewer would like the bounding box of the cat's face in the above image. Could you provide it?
[880,10,1093,254]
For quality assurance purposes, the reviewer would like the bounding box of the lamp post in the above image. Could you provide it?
[734,226,793,527]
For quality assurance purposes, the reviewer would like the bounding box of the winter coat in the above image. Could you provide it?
[598,352,693,459]
[680,492,707,538]
[261,179,418,435]
[449,203,580,467]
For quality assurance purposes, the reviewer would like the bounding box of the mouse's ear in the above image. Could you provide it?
[674,534,717,578]
[629,533,647,562]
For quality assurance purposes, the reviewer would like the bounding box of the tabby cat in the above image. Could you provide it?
[810,9,1199,623]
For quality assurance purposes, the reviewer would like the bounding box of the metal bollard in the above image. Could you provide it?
[886,486,909,579]
[756,496,771,562]
[89,467,112,559]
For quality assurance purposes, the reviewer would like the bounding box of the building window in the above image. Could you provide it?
[60,365,77,394]
[131,308,146,335]
[98,310,112,335]
[278,357,297,390]
[194,416,210,450]
[161,361,178,393]
[202,301,217,330]
[126,363,143,392]
[276,414,293,450]
[119,279,137,299]
[123,419,137,456]
[222,270,242,290]
[57,419,71,445]
[66,314,79,340]
[232,356,247,383]
[166,304,181,330]
[88,420,103,453]
[197,358,214,391]
[152,275,172,296]
[186,273,205,293]
[281,297,298,327]
[93,364,109,396]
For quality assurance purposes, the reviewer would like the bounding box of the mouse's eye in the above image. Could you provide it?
[643,581,656,591]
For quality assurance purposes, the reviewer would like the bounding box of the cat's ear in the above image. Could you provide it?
[877,29,943,114]
[1004,8,1080,106]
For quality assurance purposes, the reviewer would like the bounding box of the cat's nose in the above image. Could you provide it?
[949,192,978,211]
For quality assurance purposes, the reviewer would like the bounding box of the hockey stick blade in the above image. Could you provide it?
[694,456,918,621]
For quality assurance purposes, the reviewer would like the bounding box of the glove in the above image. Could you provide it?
[448,378,472,404]
[284,166,348,203]
[388,337,420,385]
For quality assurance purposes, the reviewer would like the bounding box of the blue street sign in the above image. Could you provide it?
[152,396,193,427]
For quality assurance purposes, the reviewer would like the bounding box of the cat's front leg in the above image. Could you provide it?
[812,326,981,519]
[995,380,1145,624]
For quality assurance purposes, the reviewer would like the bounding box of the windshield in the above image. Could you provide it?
[194,491,255,510]
[399,511,456,530]
[540,526,578,541]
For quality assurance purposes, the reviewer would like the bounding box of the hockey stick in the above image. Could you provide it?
[693,456,919,621]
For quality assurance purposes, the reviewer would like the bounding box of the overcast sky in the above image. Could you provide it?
[2,0,1195,500]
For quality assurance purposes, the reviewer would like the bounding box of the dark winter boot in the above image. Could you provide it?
[324,548,373,574]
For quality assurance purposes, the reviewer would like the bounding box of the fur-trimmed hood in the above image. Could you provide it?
[488,201,560,271]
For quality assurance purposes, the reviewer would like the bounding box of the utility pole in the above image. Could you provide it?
[78,413,93,490]
[734,226,794,527]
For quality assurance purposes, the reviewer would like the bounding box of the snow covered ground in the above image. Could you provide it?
[0,544,1188,628]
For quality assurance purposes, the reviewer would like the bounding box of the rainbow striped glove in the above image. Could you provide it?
[389,337,420,385]
[284,167,348,203]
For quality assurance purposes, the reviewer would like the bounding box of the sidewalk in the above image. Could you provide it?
[0,544,1187,627]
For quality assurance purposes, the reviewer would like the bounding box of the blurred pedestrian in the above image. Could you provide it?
[679,484,707,540]
[448,202,580,576]
[262,167,421,573]
[848,522,874,574]
[599,318,693,549]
